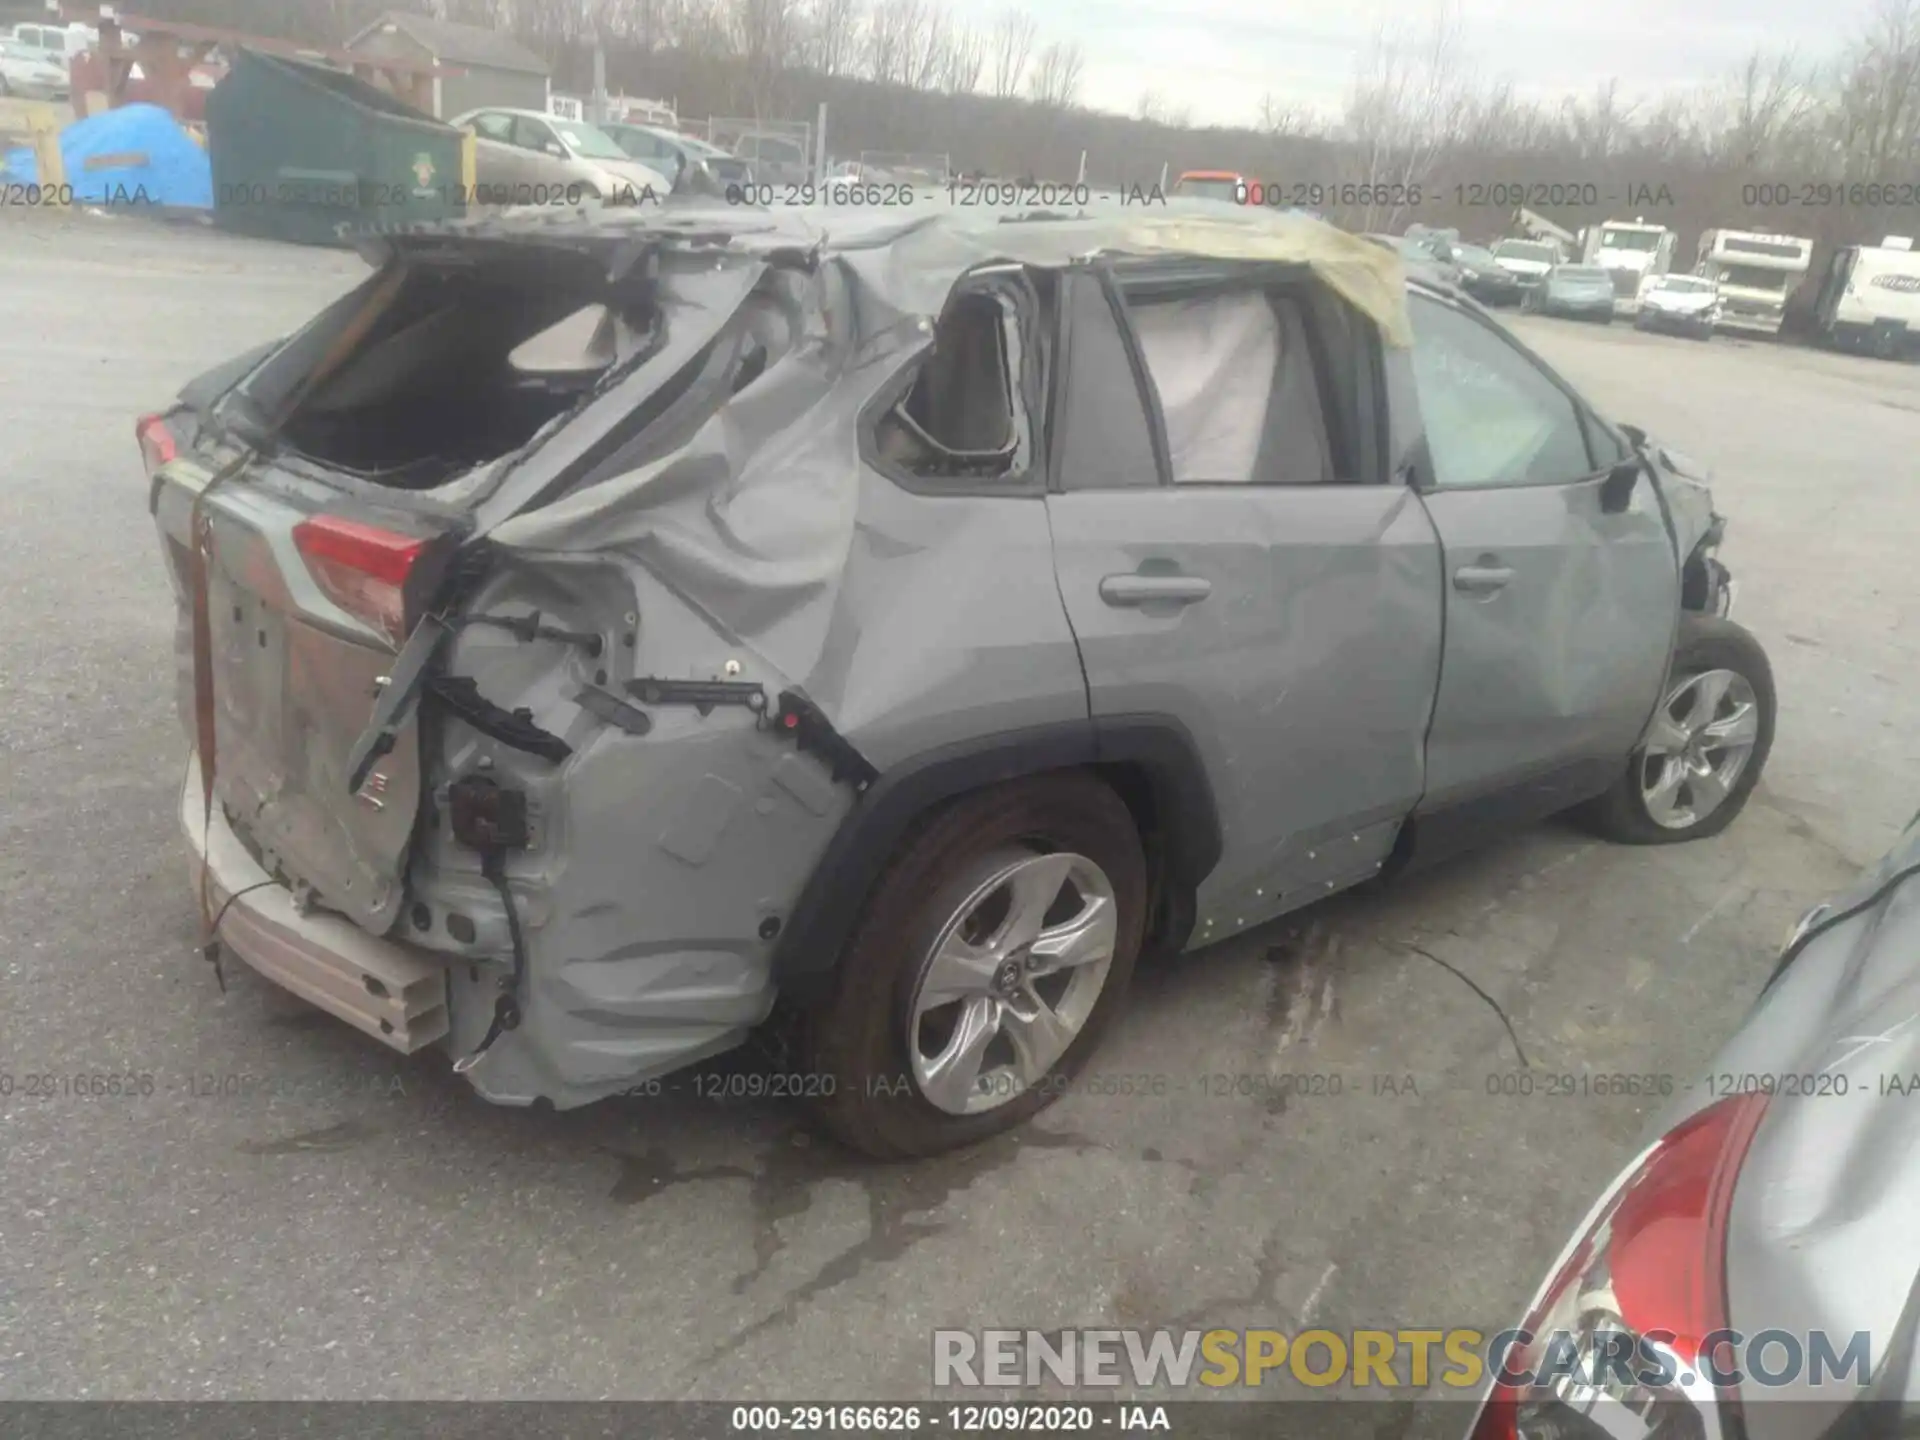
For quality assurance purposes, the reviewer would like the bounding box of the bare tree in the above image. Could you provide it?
[904,0,949,90]
[674,0,738,58]
[1026,37,1084,109]
[1831,0,1920,177]
[1345,0,1470,230]
[941,24,986,93]
[1257,92,1314,136]
[730,0,804,110]
[864,0,934,84]
[802,0,865,76]
[1560,77,1638,159]
[1707,49,1815,167]
[987,6,1037,99]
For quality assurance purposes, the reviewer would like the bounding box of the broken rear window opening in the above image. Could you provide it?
[872,285,1032,482]
[229,247,665,490]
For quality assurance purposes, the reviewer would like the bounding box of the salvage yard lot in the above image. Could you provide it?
[2,213,1915,1404]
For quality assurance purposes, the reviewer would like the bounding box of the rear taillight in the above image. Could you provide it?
[1468,1091,1770,1440]
[1609,1091,1769,1362]
[136,413,177,475]
[291,515,426,647]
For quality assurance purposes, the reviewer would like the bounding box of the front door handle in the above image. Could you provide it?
[1452,562,1514,596]
[1099,574,1213,607]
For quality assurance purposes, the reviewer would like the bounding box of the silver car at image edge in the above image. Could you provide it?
[137,202,1773,1158]
[1464,808,1920,1440]
[449,107,673,202]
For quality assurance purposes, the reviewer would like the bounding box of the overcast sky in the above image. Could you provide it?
[944,0,1864,129]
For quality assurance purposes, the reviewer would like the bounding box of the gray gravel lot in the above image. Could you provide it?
[1,213,1913,1406]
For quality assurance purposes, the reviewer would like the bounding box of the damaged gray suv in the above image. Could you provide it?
[140,203,1774,1158]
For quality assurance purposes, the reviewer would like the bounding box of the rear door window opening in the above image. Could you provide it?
[869,273,1041,486]
[1108,263,1378,487]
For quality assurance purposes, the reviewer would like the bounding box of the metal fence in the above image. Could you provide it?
[699,116,814,178]
[856,150,950,184]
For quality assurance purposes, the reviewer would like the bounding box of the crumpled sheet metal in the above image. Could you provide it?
[485,201,1410,723]
[828,201,1413,347]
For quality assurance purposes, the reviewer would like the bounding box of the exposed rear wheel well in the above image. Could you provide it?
[769,719,1219,999]
[1090,761,1192,958]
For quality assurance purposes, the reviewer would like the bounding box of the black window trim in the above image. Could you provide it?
[1092,261,1177,488]
[1403,286,1628,495]
[858,268,1048,499]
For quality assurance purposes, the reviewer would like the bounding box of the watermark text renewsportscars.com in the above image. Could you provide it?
[932,1328,1874,1391]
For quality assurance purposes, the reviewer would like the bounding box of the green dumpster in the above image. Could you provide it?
[206,48,468,246]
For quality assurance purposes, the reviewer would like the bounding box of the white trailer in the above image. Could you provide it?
[1810,236,1920,359]
[1694,229,1812,336]
[1582,217,1677,314]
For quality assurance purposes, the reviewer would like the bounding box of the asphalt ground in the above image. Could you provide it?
[1,211,1911,1411]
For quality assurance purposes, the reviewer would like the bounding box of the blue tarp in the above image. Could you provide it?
[0,103,212,208]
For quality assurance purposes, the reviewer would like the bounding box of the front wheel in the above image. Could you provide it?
[1579,615,1775,845]
[798,772,1148,1158]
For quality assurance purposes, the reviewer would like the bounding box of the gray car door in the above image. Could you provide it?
[1404,289,1678,828]
[1044,262,1445,947]
[464,112,523,188]
[510,114,571,187]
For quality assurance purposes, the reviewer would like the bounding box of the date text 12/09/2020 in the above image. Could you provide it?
[1229,180,1675,209]
[729,1404,1173,1432]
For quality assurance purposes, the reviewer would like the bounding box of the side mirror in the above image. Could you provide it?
[1600,459,1642,514]
[544,140,567,158]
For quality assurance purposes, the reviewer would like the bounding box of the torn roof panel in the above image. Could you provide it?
[351,197,1414,347]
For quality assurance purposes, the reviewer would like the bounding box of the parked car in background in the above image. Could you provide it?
[601,122,749,193]
[1450,242,1526,306]
[1636,273,1721,340]
[1464,807,1920,1440]
[8,20,104,62]
[0,35,69,98]
[1364,233,1462,285]
[731,129,811,186]
[1526,265,1618,323]
[137,205,1767,1159]
[1492,237,1561,290]
[451,108,672,204]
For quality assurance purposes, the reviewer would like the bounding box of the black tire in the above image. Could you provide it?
[798,772,1148,1159]
[1579,614,1776,845]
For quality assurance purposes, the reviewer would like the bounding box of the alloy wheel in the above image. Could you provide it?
[1637,668,1762,829]
[908,850,1118,1116]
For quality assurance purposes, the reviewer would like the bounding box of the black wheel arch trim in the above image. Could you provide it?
[769,713,1223,999]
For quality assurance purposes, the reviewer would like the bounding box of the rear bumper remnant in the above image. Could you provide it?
[180,754,450,1053]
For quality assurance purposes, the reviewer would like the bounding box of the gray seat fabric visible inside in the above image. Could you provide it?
[902,293,1014,456]
[1254,297,1335,485]
[1128,288,1335,485]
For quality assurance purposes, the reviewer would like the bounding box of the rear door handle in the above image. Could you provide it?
[1099,574,1213,606]
[1452,563,1514,596]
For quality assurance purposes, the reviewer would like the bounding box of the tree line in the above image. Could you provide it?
[137,0,1920,271]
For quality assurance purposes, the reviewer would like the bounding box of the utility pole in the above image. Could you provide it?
[589,20,608,125]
